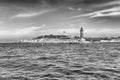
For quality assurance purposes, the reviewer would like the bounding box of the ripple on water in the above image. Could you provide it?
[0,43,120,80]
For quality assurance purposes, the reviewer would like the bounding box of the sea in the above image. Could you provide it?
[0,43,120,80]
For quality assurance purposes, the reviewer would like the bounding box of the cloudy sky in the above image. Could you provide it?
[0,0,120,42]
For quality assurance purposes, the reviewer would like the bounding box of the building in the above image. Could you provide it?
[79,27,86,42]
[80,27,84,39]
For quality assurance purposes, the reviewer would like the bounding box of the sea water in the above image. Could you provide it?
[0,43,120,80]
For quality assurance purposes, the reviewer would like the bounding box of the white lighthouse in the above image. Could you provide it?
[80,27,84,39]
[79,27,86,42]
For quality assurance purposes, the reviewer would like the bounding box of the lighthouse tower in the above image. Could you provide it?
[79,27,86,42]
[80,27,84,39]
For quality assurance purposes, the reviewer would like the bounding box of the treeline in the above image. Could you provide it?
[33,34,120,42]
[33,34,70,39]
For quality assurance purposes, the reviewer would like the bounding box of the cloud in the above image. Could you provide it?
[0,0,41,4]
[15,27,40,35]
[0,0,113,6]
[98,0,120,7]
[84,0,114,4]
[69,6,120,18]
[0,21,4,24]
[66,0,120,19]
[15,25,45,35]
[68,7,75,10]
[11,10,50,19]
[91,12,120,18]
[90,7,120,18]
[68,7,82,11]
[0,24,45,39]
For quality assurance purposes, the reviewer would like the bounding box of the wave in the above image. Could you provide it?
[0,43,119,80]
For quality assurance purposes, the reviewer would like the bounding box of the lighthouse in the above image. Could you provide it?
[80,27,84,39]
[79,27,86,42]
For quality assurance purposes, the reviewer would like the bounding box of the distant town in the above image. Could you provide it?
[20,27,120,43]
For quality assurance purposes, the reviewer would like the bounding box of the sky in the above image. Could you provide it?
[0,0,120,42]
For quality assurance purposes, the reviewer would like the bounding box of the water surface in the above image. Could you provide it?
[0,43,120,80]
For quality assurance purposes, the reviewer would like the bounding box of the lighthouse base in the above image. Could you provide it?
[78,38,88,43]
